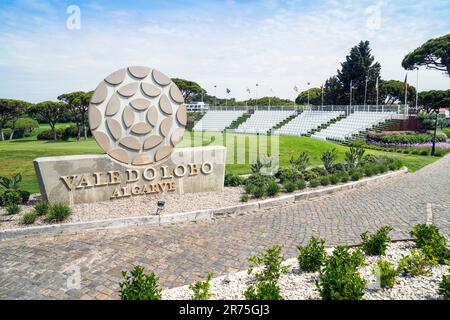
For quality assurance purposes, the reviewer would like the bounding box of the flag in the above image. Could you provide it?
[293,85,299,93]
[307,82,311,86]
[226,88,231,94]
[403,74,408,89]
[375,78,379,92]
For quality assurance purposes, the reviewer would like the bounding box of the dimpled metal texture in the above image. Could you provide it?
[88,66,187,165]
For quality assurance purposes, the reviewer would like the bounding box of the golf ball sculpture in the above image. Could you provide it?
[88,66,187,165]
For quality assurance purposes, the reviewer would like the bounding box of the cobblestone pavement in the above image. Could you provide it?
[1,156,449,299]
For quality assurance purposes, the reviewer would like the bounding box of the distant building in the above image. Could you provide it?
[185,102,209,113]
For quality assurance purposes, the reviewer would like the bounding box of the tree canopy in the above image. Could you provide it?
[418,89,450,112]
[0,98,31,140]
[402,34,450,77]
[172,78,206,102]
[57,91,92,140]
[295,88,322,105]
[29,101,67,140]
[379,80,416,105]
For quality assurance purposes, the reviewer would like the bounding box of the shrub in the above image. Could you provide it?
[297,237,326,272]
[363,165,375,177]
[244,281,283,300]
[309,179,320,188]
[46,203,72,222]
[301,170,318,181]
[0,172,22,189]
[5,203,21,215]
[438,271,450,300]
[398,250,431,276]
[34,200,50,216]
[19,190,31,204]
[244,245,289,301]
[320,176,330,186]
[409,224,450,265]
[360,226,393,256]
[244,174,276,198]
[295,179,306,190]
[329,174,340,185]
[22,211,37,225]
[0,189,21,206]
[224,173,244,187]
[289,151,309,171]
[345,146,365,169]
[373,259,400,288]
[315,246,366,300]
[278,167,302,184]
[340,172,349,183]
[266,181,280,197]
[189,272,213,300]
[284,181,296,193]
[321,149,338,173]
[311,167,328,177]
[119,265,162,300]
[37,128,71,141]
[240,194,249,202]
[351,171,363,181]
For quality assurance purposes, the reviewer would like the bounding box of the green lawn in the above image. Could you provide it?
[0,129,440,193]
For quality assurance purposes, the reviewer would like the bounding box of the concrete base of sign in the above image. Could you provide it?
[34,146,226,204]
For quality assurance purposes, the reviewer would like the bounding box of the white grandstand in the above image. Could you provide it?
[273,110,344,136]
[192,110,244,132]
[234,110,296,134]
[311,111,395,142]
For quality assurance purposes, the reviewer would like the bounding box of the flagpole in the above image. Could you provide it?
[415,68,419,110]
[376,78,379,109]
[307,82,310,107]
[214,85,217,108]
[321,84,324,110]
[404,73,408,118]
[255,83,259,110]
[364,76,368,110]
[349,80,352,113]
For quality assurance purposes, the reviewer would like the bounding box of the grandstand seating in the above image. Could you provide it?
[192,110,244,132]
[311,111,395,142]
[234,110,296,134]
[273,110,344,136]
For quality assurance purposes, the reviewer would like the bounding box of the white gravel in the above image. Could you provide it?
[163,242,449,300]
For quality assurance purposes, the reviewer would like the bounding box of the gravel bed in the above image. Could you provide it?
[163,242,449,300]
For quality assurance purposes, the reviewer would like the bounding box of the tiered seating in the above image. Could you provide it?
[273,111,344,136]
[311,112,395,142]
[192,110,244,132]
[234,110,296,134]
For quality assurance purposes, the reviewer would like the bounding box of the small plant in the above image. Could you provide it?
[363,165,375,177]
[244,245,288,300]
[297,237,326,272]
[321,148,338,173]
[0,189,21,206]
[438,271,450,300]
[240,194,249,202]
[340,172,349,183]
[345,146,365,169]
[360,226,393,256]
[5,203,21,215]
[398,250,431,277]
[315,246,366,300]
[224,173,244,187]
[351,171,363,181]
[0,173,22,189]
[329,174,340,185]
[284,181,296,193]
[320,176,330,186]
[34,200,50,216]
[290,151,310,171]
[189,272,213,300]
[410,224,450,265]
[266,181,280,197]
[22,211,37,225]
[19,190,31,204]
[244,174,276,198]
[309,179,320,188]
[295,179,306,190]
[119,265,162,300]
[373,259,400,288]
[46,203,72,222]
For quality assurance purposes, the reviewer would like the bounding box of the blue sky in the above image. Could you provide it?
[0,0,449,102]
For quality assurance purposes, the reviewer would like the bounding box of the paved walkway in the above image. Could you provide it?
[1,156,449,299]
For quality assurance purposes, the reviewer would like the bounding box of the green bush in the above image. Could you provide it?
[189,272,213,300]
[295,179,306,190]
[0,189,21,206]
[340,172,349,183]
[224,173,244,187]
[119,265,162,300]
[410,224,450,265]
[5,203,21,215]
[19,190,31,204]
[0,172,22,189]
[46,203,72,222]
[321,148,338,173]
[309,179,320,188]
[244,174,276,198]
[244,245,288,301]
[284,181,296,193]
[345,146,365,169]
[34,200,50,216]
[266,181,280,197]
[329,174,340,185]
[360,226,393,256]
[244,281,283,300]
[289,151,310,171]
[22,211,37,225]
[320,176,330,186]
[301,170,318,181]
[363,165,375,177]
[37,128,71,141]
[278,167,302,184]
[368,130,447,144]
[315,246,366,300]
[351,171,363,181]
[297,237,326,272]
[240,194,249,202]
[398,250,430,276]
[438,271,450,300]
[373,259,400,288]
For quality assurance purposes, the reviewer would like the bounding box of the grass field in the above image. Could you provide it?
[0,127,440,193]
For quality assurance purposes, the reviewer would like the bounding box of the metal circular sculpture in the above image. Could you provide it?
[88,66,187,166]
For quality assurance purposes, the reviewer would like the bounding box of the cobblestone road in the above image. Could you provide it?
[1,156,449,299]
